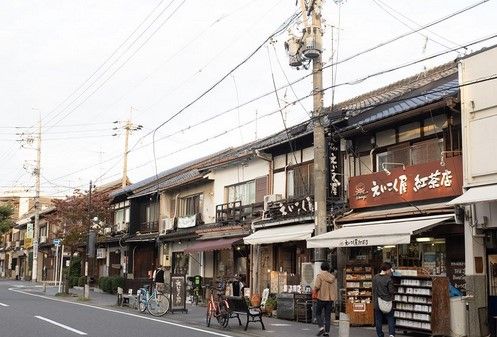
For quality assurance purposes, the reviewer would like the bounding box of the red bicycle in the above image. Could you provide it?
[206,285,229,328]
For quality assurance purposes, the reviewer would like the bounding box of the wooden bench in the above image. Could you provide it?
[226,296,265,331]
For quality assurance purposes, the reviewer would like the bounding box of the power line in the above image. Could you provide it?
[44,0,187,131]
[24,32,497,189]
[101,0,260,113]
[372,0,463,50]
[40,0,175,129]
[150,10,300,182]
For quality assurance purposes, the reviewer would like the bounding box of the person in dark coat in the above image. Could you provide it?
[372,262,396,337]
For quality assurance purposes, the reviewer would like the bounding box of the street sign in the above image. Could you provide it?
[53,239,61,246]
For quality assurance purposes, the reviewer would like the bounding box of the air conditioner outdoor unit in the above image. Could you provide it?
[263,194,282,211]
[40,236,47,243]
[15,241,20,248]
[161,217,175,234]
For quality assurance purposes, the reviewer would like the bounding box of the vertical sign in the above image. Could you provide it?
[327,136,342,201]
[170,274,188,313]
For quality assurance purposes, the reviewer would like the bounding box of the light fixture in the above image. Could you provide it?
[415,237,434,242]
[383,245,396,249]
[382,162,406,175]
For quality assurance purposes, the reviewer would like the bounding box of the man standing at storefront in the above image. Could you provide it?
[314,262,337,337]
[373,262,396,337]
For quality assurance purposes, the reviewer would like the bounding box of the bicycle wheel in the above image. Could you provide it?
[147,295,169,317]
[217,302,229,328]
[137,293,147,313]
[206,304,213,327]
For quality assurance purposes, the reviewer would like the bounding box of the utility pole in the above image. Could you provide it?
[286,0,327,268]
[310,0,327,264]
[32,115,42,282]
[113,116,143,188]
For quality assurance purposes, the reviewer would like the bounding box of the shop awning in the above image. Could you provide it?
[183,237,241,253]
[448,184,497,205]
[244,223,315,245]
[306,214,454,248]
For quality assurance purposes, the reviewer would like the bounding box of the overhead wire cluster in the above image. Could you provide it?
[5,0,495,197]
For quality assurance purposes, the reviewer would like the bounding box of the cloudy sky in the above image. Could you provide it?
[1,0,496,198]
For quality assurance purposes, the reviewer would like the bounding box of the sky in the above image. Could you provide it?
[1,0,496,198]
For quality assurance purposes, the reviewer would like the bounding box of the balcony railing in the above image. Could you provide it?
[215,201,263,223]
[138,221,159,233]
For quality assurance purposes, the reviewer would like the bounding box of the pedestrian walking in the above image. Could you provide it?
[372,262,396,337]
[314,262,337,337]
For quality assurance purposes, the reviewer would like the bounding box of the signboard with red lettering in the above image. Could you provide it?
[348,157,463,209]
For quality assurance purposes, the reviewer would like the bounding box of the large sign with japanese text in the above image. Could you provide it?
[348,157,463,208]
[267,196,314,218]
[327,137,342,201]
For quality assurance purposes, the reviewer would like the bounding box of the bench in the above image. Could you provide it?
[226,296,265,331]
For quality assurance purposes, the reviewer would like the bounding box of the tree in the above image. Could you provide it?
[0,203,14,237]
[47,188,112,253]
[46,188,112,292]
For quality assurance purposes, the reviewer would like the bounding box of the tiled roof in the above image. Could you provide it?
[331,61,457,117]
[111,61,460,200]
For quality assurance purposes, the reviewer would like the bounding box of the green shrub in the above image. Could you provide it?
[78,276,86,287]
[68,276,80,288]
[110,276,124,294]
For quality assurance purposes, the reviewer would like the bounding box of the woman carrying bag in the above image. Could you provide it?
[373,262,396,337]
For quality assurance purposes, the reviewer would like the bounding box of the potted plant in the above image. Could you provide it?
[264,296,277,316]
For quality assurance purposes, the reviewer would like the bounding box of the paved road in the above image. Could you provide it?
[0,280,390,337]
[0,280,240,337]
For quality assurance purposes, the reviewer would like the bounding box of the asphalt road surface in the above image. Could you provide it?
[0,280,237,337]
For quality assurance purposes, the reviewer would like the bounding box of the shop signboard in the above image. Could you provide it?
[267,196,314,218]
[327,136,342,201]
[348,157,463,209]
[448,261,466,293]
[170,274,188,313]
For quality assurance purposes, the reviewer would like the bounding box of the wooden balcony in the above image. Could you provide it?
[216,201,263,223]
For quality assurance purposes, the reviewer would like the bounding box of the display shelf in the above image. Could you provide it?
[345,264,374,326]
[393,274,449,336]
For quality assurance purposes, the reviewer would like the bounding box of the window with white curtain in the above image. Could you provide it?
[227,180,256,205]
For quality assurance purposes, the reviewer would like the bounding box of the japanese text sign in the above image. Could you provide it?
[348,157,463,208]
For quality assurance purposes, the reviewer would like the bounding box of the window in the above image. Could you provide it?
[423,114,447,136]
[227,181,256,205]
[398,122,421,142]
[411,138,444,165]
[146,202,159,223]
[376,129,396,147]
[113,201,130,231]
[180,194,202,216]
[287,162,314,199]
[376,138,445,171]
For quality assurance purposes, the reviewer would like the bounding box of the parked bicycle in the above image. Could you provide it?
[205,284,230,328]
[136,284,170,317]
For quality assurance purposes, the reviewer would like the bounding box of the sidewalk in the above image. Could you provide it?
[32,284,382,337]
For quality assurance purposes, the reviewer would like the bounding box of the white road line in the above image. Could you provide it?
[0,302,9,307]
[35,316,87,335]
[11,289,236,337]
